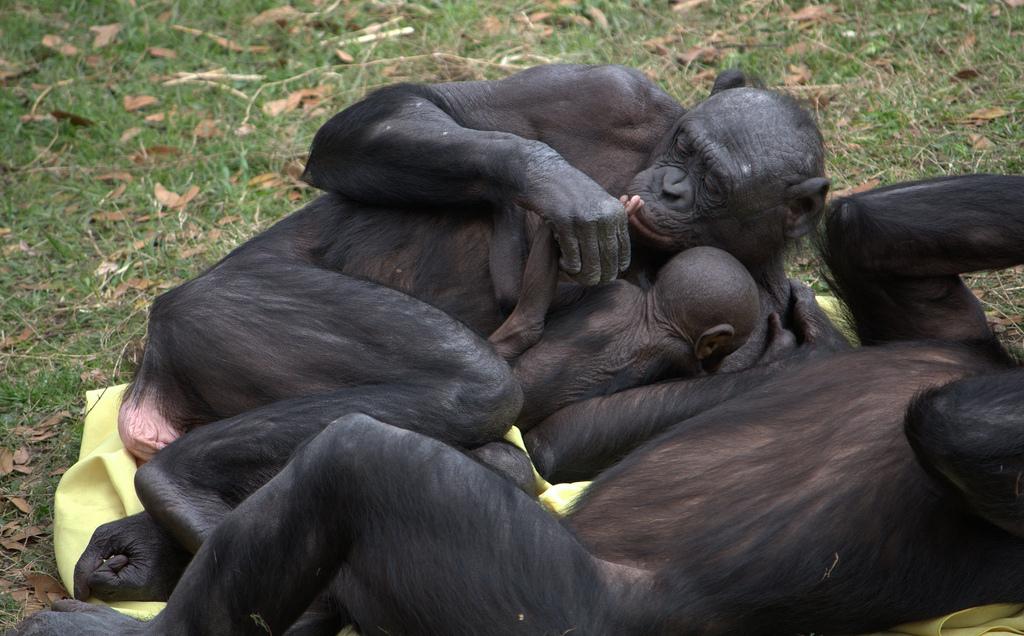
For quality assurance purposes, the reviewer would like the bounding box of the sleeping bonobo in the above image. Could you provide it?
[491,210,759,430]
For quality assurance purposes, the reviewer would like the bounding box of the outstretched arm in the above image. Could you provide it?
[302,65,682,285]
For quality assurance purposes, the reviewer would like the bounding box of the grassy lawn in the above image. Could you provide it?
[1,0,1021,627]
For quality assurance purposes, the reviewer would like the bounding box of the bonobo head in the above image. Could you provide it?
[650,246,759,374]
[628,71,829,270]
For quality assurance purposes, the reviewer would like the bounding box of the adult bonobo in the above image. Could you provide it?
[12,176,1024,636]
[116,64,836,463]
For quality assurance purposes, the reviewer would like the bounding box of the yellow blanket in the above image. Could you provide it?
[55,385,1024,635]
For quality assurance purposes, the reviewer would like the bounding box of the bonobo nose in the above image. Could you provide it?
[660,166,694,207]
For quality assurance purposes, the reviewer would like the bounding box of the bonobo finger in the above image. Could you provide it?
[556,226,582,278]
[570,218,603,286]
[73,554,105,600]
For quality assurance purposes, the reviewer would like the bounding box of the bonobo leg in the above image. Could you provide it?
[2,600,145,636]
[906,369,1024,538]
[132,414,632,636]
[119,251,521,461]
[822,175,1024,345]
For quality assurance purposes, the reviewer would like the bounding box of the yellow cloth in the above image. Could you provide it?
[54,385,1024,634]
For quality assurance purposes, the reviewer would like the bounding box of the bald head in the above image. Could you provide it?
[652,246,759,368]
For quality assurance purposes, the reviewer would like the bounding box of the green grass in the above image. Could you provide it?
[1,0,1022,627]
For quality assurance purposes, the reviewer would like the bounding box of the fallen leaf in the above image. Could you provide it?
[786,63,813,86]
[41,35,79,56]
[954,68,981,80]
[677,46,719,64]
[147,47,178,59]
[217,215,242,225]
[89,24,122,48]
[85,54,104,67]
[585,6,609,29]
[18,113,55,124]
[193,119,220,139]
[95,261,119,276]
[6,497,32,515]
[969,133,995,149]
[131,145,184,163]
[124,94,159,111]
[262,98,289,116]
[145,112,166,122]
[51,110,94,126]
[529,11,553,23]
[335,49,354,63]
[90,211,127,222]
[171,25,270,53]
[788,4,835,21]
[252,6,301,26]
[97,171,133,183]
[120,126,143,143]
[482,15,503,37]
[831,179,879,198]
[1,539,28,552]
[25,573,68,605]
[671,0,710,9]
[154,183,180,206]
[285,87,325,111]
[0,449,12,476]
[1007,0,1024,6]
[12,449,29,464]
[964,107,1007,121]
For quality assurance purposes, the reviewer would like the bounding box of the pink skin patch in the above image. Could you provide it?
[117,398,181,465]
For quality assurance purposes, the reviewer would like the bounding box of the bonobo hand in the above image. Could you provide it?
[73,513,191,602]
[3,600,145,636]
[788,279,852,353]
[522,146,630,286]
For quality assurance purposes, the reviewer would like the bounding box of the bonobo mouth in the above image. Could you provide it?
[627,201,678,252]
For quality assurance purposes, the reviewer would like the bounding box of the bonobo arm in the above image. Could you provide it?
[524,364,783,483]
[303,65,683,285]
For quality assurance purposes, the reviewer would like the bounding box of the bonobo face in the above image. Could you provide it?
[627,87,829,269]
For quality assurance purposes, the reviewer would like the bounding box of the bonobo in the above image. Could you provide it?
[492,217,759,430]
[15,176,1024,636]
[115,64,840,463]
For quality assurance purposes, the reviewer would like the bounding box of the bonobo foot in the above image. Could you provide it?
[470,441,537,496]
[74,513,191,602]
[2,601,145,636]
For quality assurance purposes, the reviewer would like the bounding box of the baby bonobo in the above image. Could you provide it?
[490,197,760,431]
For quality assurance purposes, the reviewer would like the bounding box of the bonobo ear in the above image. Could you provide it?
[783,176,830,240]
[710,70,746,96]
[695,324,735,360]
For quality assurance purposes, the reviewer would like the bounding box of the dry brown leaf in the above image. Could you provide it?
[585,6,609,29]
[172,25,271,53]
[147,47,178,59]
[482,15,503,36]
[671,0,710,10]
[788,4,835,21]
[1,539,28,552]
[1007,0,1024,6]
[335,49,354,63]
[248,173,280,187]
[193,120,220,139]
[786,63,813,86]
[954,68,981,80]
[85,54,104,67]
[217,215,242,226]
[90,24,123,48]
[969,133,995,149]
[154,183,179,206]
[677,46,719,64]
[831,179,879,198]
[964,107,1007,121]
[19,113,55,124]
[120,126,143,143]
[98,171,133,182]
[124,94,159,111]
[25,573,69,605]
[6,497,32,515]
[106,182,128,200]
[286,87,325,110]
[132,145,184,163]
[90,211,127,222]
[41,35,79,56]
[51,110,94,126]
[263,98,289,116]
[252,6,301,26]
[529,11,553,22]
[144,112,166,122]
[0,448,13,476]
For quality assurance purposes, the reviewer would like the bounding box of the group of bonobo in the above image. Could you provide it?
[9,64,1024,636]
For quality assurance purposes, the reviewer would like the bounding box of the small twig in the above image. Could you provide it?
[165,70,264,83]
[167,78,251,100]
[335,26,414,47]
[319,17,404,45]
